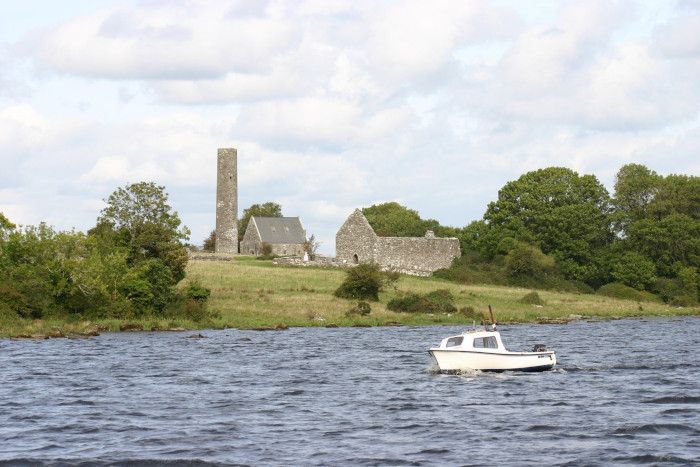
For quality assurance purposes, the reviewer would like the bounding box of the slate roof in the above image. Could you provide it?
[250,217,306,244]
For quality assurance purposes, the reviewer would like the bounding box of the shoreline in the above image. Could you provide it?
[4,313,696,340]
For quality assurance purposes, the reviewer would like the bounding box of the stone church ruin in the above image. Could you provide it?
[335,209,461,276]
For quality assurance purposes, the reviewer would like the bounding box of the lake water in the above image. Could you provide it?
[1,317,699,466]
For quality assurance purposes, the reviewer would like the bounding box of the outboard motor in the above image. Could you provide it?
[533,344,547,352]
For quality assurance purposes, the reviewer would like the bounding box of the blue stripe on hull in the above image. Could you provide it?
[439,364,554,374]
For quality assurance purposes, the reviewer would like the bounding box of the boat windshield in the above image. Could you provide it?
[446,336,463,347]
[473,336,498,349]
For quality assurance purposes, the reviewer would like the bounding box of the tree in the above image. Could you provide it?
[610,252,657,291]
[481,167,613,283]
[0,212,15,238]
[504,241,556,279]
[303,234,321,260]
[362,202,451,237]
[627,214,700,278]
[611,164,661,235]
[203,230,216,252]
[647,174,700,221]
[96,182,190,282]
[238,202,282,239]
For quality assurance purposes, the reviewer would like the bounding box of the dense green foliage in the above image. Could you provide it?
[362,202,457,238]
[479,167,613,283]
[387,289,458,314]
[0,182,199,321]
[334,263,399,301]
[445,164,700,306]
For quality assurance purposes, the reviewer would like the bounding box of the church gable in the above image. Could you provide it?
[335,208,461,275]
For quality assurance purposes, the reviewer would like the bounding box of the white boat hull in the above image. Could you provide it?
[429,349,556,373]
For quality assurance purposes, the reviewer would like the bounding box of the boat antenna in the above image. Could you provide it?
[488,304,497,331]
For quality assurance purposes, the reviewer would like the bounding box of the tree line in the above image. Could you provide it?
[365,164,699,306]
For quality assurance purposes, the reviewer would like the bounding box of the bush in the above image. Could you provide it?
[0,286,38,319]
[652,277,684,303]
[596,283,661,303]
[670,295,698,307]
[505,242,557,279]
[183,281,212,322]
[334,263,394,301]
[611,252,656,291]
[387,289,457,314]
[186,281,211,302]
[519,291,544,305]
[345,301,372,317]
[659,267,699,306]
[184,299,209,322]
[459,306,480,320]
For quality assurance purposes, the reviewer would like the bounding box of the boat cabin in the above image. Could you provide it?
[438,329,507,353]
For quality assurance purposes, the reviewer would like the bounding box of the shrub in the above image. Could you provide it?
[0,286,38,319]
[387,289,457,314]
[186,281,211,302]
[345,301,372,317]
[670,295,698,307]
[459,306,480,320]
[652,277,684,303]
[184,299,208,322]
[610,252,656,291]
[519,291,544,305]
[597,283,661,303]
[334,263,391,301]
[504,242,556,279]
[182,280,212,322]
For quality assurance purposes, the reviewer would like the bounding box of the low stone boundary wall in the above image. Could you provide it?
[188,253,235,262]
[190,252,436,276]
[273,256,434,276]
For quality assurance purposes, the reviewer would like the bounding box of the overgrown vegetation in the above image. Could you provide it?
[0,182,205,324]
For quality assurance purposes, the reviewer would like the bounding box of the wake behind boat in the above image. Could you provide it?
[429,306,556,373]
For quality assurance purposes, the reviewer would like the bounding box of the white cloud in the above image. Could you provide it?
[20,2,299,79]
[1,0,699,255]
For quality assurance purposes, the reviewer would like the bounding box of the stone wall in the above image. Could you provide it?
[335,209,461,276]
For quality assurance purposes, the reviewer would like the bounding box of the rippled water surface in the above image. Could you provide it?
[2,317,699,466]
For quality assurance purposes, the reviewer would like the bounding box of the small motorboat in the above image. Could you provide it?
[429,306,556,373]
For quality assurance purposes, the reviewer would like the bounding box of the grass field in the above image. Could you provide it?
[2,256,697,338]
[184,257,694,327]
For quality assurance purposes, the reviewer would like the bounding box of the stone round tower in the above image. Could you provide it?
[215,148,238,254]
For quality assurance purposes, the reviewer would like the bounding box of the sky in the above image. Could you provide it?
[1,0,699,255]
